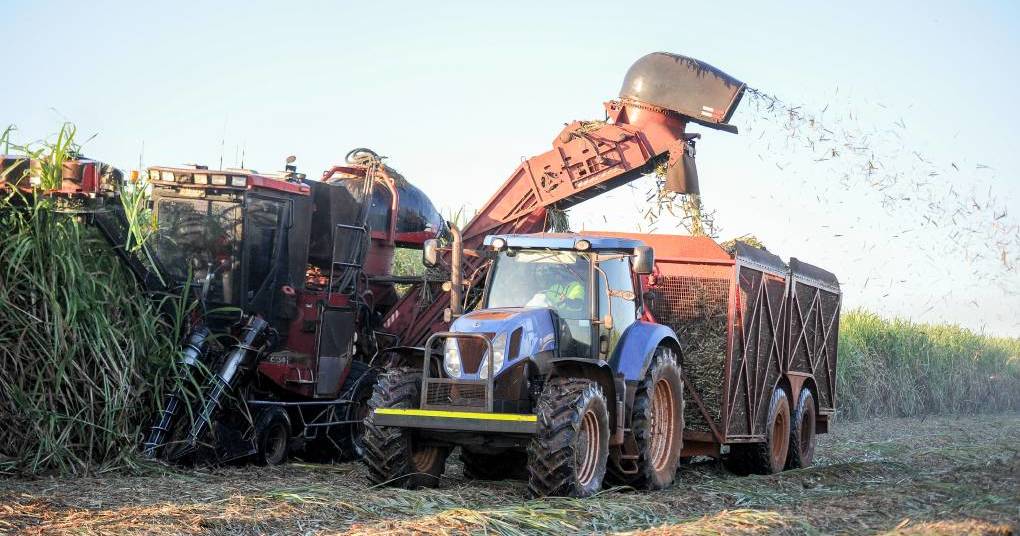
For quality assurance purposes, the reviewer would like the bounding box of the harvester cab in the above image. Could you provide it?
[141,149,446,465]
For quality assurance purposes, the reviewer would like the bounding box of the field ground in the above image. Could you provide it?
[1,413,1017,535]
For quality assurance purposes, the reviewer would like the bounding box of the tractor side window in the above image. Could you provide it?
[597,256,638,352]
[244,197,288,308]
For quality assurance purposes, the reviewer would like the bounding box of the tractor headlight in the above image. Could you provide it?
[211,174,228,186]
[479,332,507,379]
[443,337,463,378]
[193,173,209,185]
[230,175,247,187]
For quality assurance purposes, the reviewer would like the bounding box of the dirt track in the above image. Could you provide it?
[1,413,1017,535]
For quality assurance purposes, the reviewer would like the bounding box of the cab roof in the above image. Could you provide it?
[483,233,646,251]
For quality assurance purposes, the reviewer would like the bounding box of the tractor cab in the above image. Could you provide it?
[436,234,654,387]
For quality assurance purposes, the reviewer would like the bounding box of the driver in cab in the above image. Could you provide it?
[526,269,586,317]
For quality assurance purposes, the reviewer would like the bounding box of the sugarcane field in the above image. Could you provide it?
[2,3,1019,535]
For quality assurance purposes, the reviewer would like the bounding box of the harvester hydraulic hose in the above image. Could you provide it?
[182,316,268,452]
[141,325,210,458]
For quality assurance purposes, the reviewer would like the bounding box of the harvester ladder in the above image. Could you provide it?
[327,223,368,300]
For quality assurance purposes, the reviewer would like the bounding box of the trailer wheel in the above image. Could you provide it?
[786,388,817,469]
[608,346,684,489]
[527,377,609,498]
[362,367,449,489]
[461,449,528,480]
[254,407,290,466]
[724,387,790,475]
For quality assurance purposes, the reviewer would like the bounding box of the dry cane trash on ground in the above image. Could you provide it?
[1,413,1017,535]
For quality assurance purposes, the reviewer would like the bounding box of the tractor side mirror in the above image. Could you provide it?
[634,246,654,274]
[423,238,439,267]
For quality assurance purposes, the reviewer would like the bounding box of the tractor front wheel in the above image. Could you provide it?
[362,367,449,489]
[527,377,609,498]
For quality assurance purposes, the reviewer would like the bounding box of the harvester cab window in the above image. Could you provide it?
[243,197,289,308]
[152,197,243,304]
[486,250,593,358]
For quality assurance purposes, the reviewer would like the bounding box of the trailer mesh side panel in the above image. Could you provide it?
[650,271,730,433]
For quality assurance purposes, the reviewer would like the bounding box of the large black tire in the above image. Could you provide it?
[460,449,528,481]
[254,406,290,466]
[362,367,449,489]
[527,377,610,498]
[724,386,791,475]
[786,388,817,469]
[609,346,685,490]
[316,361,379,462]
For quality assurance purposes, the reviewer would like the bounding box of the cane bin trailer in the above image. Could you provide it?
[623,233,841,474]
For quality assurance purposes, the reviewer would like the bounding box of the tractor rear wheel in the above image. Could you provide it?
[254,406,290,466]
[362,367,449,489]
[724,386,791,475]
[527,377,609,498]
[460,449,528,480]
[786,388,817,469]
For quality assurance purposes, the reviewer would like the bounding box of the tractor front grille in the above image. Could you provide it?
[424,379,487,409]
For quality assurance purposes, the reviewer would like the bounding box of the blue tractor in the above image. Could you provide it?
[364,233,687,497]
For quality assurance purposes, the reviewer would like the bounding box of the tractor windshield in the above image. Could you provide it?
[486,249,593,357]
[152,197,243,304]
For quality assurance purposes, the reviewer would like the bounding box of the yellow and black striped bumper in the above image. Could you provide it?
[371,408,538,434]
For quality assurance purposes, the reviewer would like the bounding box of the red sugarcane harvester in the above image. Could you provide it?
[2,148,447,463]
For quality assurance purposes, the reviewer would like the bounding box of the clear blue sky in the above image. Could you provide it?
[4,1,1018,335]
